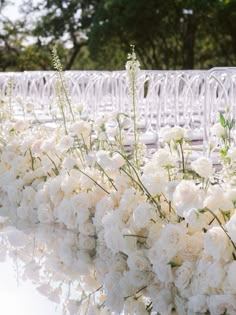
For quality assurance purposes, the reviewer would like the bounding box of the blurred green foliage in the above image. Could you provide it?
[1,0,236,71]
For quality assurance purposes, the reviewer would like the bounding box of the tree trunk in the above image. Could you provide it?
[65,42,87,70]
[182,13,197,69]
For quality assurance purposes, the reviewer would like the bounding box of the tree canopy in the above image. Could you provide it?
[0,0,236,71]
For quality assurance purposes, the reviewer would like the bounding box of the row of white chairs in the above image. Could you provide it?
[0,68,236,146]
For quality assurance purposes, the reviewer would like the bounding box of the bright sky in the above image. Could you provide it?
[1,0,22,20]
[2,0,38,21]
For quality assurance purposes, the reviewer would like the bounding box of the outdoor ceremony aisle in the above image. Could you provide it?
[1,59,236,314]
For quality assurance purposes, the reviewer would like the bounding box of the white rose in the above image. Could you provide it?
[232,130,236,142]
[119,273,136,297]
[175,261,194,291]
[170,126,187,141]
[152,288,173,315]
[79,221,96,236]
[69,120,91,139]
[127,250,151,272]
[125,270,152,288]
[152,148,176,167]
[104,271,121,292]
[190,254,211,296]
[60,173,79,196]
[207,295,236,315]
[96,150,113,169]
[228,147,236,161]
[184,208,211,229]
[141,169,168,196]
[75,208,90,226]
[226,261,236,293]
[56,135,74,152]
[15,119,30,131]
[152,256,173,283]
[160,126,186,142]
[124,298,149,315]
[204,185,233,212]
[173,180,204,217]
[41,137,56,152]
[174,295,187,315]
[31,139,43,155]
[187,295,208,314]
[133,202,157,229]
[37,204,54,223]
[106,288,124,314]
[178,233,204,262]
[61,157,77,171]
[207,261,226,289]
[226,212,236,243]
[78,235,96,250]
[55,198,77,229]
[112,153,125,169]
[17,205,31,220]
[106,126,118,138]
[103,214,136,254]
[165,180,179,202]
[159,224,187,260]
[191,157,213,179]
[204,226,232,262]
[94,196,114,228]
[226,188,236,204]
[5,227,28,248]
[79,167,100,190]
[211,123,225,137]
[22,186,36,207]
[159,126,172,142]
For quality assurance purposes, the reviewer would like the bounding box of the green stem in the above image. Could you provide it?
[59,71,75,121]
[179,141,185,175]
[96,162,117,191]
[43,152,60,175]
[124,286,147,300]
[29,148,34,171]
[119,152,165,218]
[74,165,110,195]
[57,85,68,135]
[123,234,148,239]
[206,207,236,255]
[78,286,103,304]
[132,72,139,169]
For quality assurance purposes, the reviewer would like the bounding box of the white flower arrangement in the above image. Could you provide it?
[1,48,236,314]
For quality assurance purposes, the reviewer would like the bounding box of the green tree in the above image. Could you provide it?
[25,0,98,70]
[89,0,225,69]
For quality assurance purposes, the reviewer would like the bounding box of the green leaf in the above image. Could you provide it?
[168,261,181,268]
[219,113,226,127]
[228,119,235,130]
[220,147,229,158]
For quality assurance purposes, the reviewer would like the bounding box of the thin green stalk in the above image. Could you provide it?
[123,234,148,239]
[43,152,60,175]
[56,81,68,135]
[124,286,147,300]
[78,286,103,304]
[96,162,117,191]
[118,151,165,218]
[205,207,236,255]
[132,72,139,169]
[179,141,185,175]
[74,165,110,194]
[58,71,75,121]
[29,148,34,171]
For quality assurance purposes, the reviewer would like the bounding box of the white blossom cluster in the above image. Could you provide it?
[1,95,236,314]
